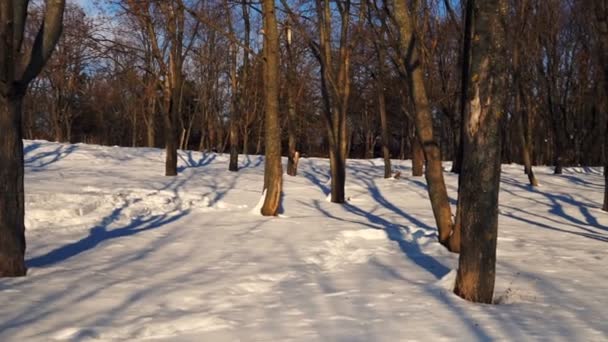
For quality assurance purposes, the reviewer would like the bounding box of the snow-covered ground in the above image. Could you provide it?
[0,140,607,341]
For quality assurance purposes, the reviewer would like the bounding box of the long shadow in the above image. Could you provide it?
[177,151,217,172]
[309,200,449,279]
[343,203,450,279]
[240,155,264,169]
[502,177,608,232]
[501,204,607,243]
[302,160,331,196]
[27,206,189,268]
[24,144,76,169]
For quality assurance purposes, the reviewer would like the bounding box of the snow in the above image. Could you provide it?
[0,140,607,341]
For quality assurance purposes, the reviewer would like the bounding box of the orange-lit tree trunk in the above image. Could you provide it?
[454,0,504,303]
[393,0,455,249]
[260,0,283,216]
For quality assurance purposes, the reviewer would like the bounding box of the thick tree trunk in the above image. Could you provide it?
[0,95,27,276]
[260,0,283,216]
[593,0,608,211]
[454,0,503,304]
[394,0,455,247]
[604,130,608,211]
[329,147,346,202]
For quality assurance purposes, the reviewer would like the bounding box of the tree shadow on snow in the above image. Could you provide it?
[502,177,608,235]
[177,151,217,172]
[310,200,449,279]
[27,206,189,268]
[24,143,76,170]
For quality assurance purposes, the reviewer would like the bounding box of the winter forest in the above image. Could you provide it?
[1,0,607,340]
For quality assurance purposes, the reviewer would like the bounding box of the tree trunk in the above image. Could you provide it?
[393,0,455,248]
[260,0,283,216]
[454,0,504,304]
[146,98,156,147]
[229,121,239,171]
[0,95,27,277]
[592,0,608,211]
[329,146,346,202]
[412,135,424,177]
[365,130,374,159]
[604,125,608,211]
[242,128,249,155]
[256,120,263,155]
[378,82,391,178]
[286,24,299,177]
[164,92,178,176]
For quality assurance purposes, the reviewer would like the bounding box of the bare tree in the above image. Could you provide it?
[285,22,300,177]
[392,0,456,250]
[0,0,66,276]
[260,0,282,216]
[454,0,505,303]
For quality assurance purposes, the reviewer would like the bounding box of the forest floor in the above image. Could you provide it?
[0,140,607,341]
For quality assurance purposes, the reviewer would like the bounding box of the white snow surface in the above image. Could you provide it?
[0,140,607,341]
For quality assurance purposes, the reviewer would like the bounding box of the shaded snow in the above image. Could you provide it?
[0,140,606,341]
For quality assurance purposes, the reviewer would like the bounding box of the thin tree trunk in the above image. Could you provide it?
[242,128,249,155]
[378,78,391,178]
[412,134,424,177]
[260,0,283,216]
[146,98,156,147]
[164,90,178,176]
[0,95,27,276]
[393,0,455,248]
[454,0,504,304]
[228,40,239,171]
[229,120,239,170]
[286,23,299,176]
[256,120,263,154]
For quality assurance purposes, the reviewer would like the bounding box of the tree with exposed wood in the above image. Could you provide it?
[0,0,66,277]
[454,0,505,303]
[260,0,282,216]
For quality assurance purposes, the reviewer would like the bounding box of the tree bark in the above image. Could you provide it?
[260,0,283,216]
[412,134,424,177]
[0,0,65,277]
[454,0,504,303]
[0,94,27,276]
[378,71,391,178]
[286,24,299,176]
[393,0,455,248]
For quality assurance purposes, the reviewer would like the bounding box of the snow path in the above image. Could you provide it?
[0,140,606,341]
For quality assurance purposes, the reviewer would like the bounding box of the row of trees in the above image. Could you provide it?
[1,0,607,304]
